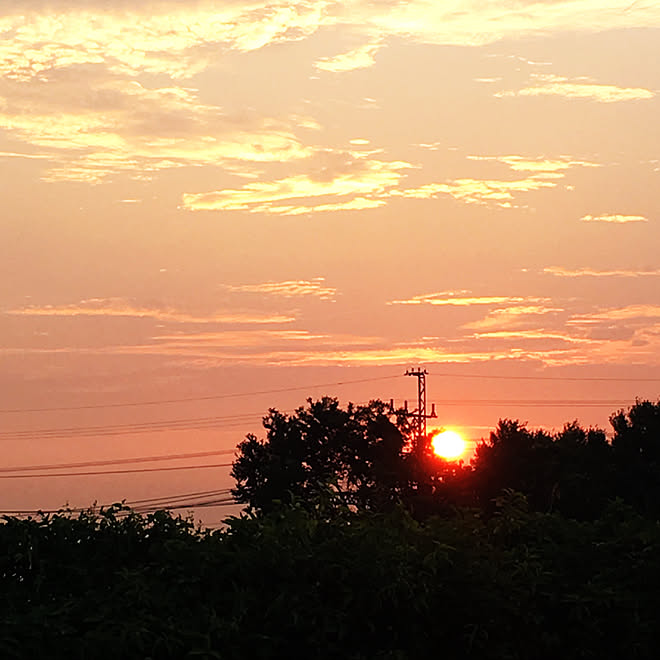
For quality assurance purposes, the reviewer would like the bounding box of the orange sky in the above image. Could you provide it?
[1,1,659,523]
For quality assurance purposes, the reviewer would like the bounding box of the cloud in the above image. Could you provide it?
[251,197,386,215]
[315,41,383,72]
[11,332,656,369]
[9,299,660,369]
[184,146,601,213]
[149,329,337,349]
[0,3,327,81]
[225,278,337,300]
[6,299,295,325]
[0,77,313,182]
[0,151,51,160]
[460,298,660,360]
[472,330,593,345]
[467,154,600,173]
[346,1,660,48]
[569,305,660,323]
[581,213,648,223]
[0,339,523,367]
[543,266,660,277]
[0,0,657,214]
[1,2,657,87]
[392,177,558,207]
[3,2,657,85]
[381,152,598,209]
[555,305,660,354]
[182,153,410,213]
[388,292,546,307]
[497,73,655,102]
[464,305,564,331]
[2,3,655,188]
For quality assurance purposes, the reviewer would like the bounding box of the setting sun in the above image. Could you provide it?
[431,430,466,460]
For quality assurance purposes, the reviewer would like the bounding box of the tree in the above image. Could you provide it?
[472,419,556,513]
[611,399,660,462]
[471,419,614,519]
[610,399,660,517]
[231,397,412,513]
[553,421,613,519]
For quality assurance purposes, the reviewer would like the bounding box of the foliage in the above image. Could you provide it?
[472,400,660,520]
[610,399,660,517]
[472,419,614,519]
[3,500,660,659]
[231,397,414,513]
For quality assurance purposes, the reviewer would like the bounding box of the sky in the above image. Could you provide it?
[1,1,659,523]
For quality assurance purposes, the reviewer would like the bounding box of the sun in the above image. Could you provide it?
[431,430,466,460]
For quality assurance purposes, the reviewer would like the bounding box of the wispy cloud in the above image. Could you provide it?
[149,329,336,348]
[12,333,659,369]
[0,151,52,160]
[472,330,593,345]
[225,278,337,300]
[388,292,546,307]
[383,152,598,208]
[465,305,564,331]
[315,41,383,73]
[581,213,648,223]
[467,154,600,173]
[182,153,410,213]
[9,302,660,369]
[544,266,660,277]
[248,197,386,216]
[569,305,660,323]
[0,78,313,182]
[392,177,557,208]
[0,4,326,81]
[497,73,655,102]
[183,146,599,213]
[6,299,295,325]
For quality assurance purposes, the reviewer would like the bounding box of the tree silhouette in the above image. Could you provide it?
[472,419,556,513]
[233,397,660,521]
[553,421,613,519]
[231,397,411,513]
[611,399,660,517]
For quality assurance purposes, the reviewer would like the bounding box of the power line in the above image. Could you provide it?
[128,488,232,507]
[0,499,239,517]
[0,375,400,414]
[132,498,237,514]
[432,398,636,408]
[0,462,232,479]
[1,371,656,418]
[0,449,236,474]
[429,371,660,383]
[0,396,642,444]
[0,413,264,442]
[0,488,236,517]
[1,412,260,435]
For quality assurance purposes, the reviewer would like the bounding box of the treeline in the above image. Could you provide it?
[3,398,660,659]
[232,397,660,521]
[3,497,660,659]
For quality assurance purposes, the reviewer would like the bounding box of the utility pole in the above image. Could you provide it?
[404,368,436,450]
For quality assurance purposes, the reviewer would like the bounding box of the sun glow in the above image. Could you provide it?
[431,430,466,460]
